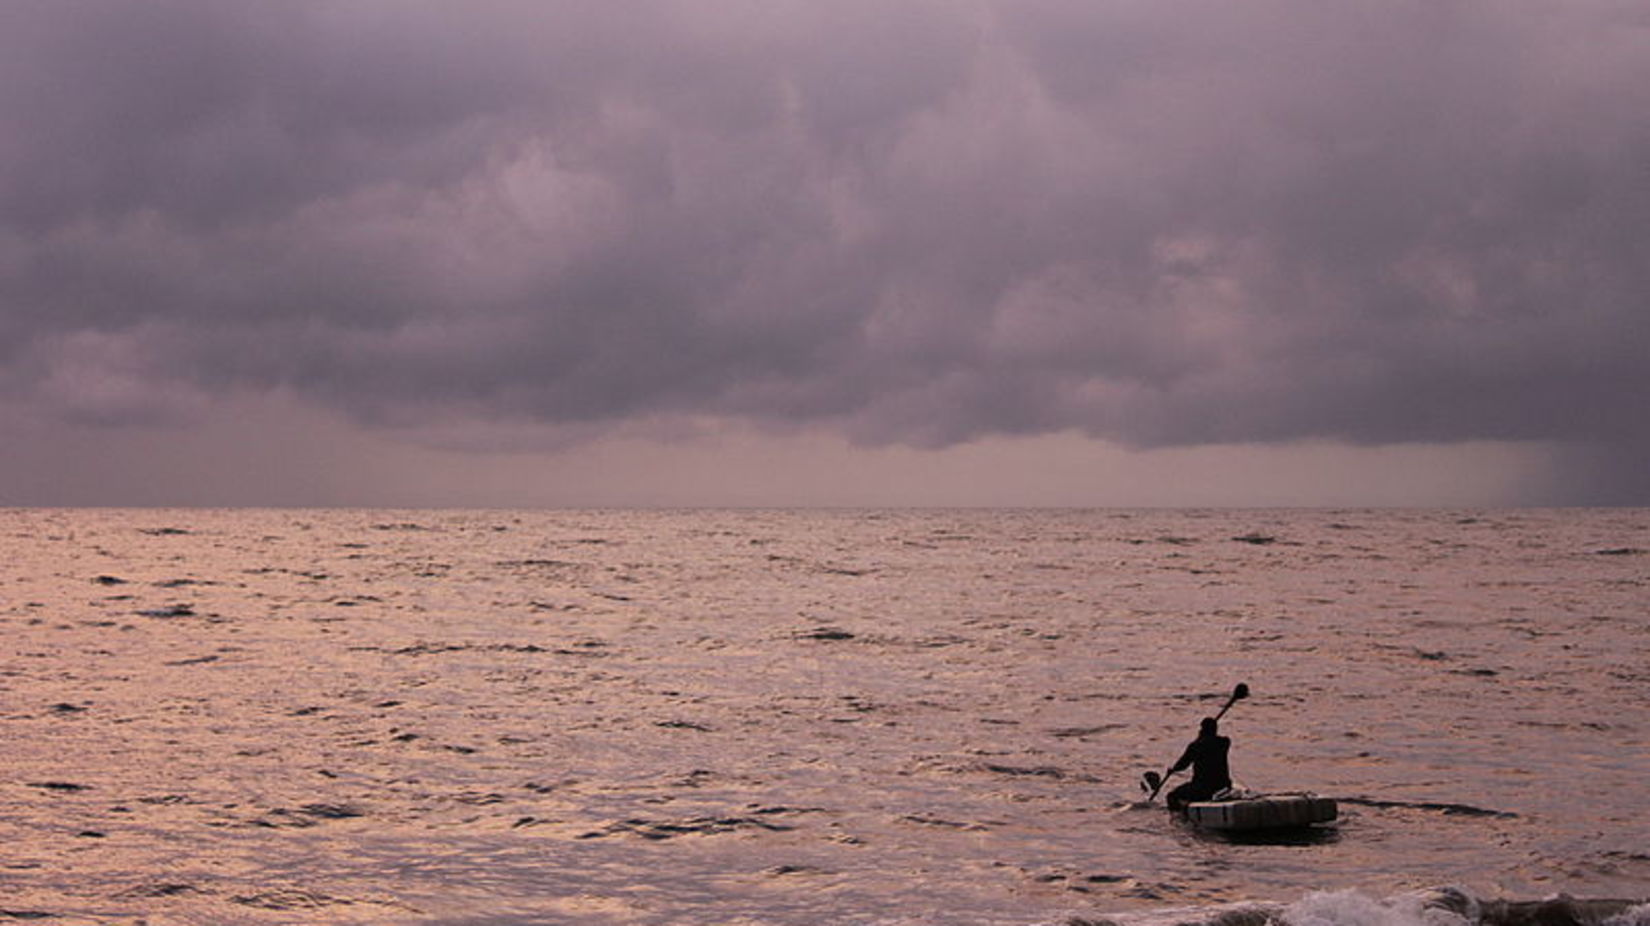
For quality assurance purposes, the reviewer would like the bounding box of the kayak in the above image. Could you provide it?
[1181,792,1337,831]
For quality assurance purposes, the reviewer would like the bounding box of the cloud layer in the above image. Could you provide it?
[5,2,1649,500]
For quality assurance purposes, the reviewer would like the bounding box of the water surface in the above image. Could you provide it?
[2,508,1645,923]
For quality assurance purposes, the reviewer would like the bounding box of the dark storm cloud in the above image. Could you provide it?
[4,1,1649,497]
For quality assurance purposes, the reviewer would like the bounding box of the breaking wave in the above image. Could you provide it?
[1059,888,1650,926]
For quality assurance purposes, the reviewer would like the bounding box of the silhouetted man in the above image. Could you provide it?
[1166,717,1231,810]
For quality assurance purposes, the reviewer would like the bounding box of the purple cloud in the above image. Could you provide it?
[3,1,1648,501]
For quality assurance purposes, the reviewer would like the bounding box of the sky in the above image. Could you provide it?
[3,1,1648,507]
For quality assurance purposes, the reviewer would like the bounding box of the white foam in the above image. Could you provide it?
[1285,889,1475,926]
[1068,889,1650,926]
[1605,903,1650,926]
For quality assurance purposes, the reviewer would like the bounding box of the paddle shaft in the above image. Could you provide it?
[1212,688,1243,722]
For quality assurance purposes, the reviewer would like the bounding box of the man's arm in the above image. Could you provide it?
[1168,742,1198,774]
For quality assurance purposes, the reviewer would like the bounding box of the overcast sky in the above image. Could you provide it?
[3,1,1647,507]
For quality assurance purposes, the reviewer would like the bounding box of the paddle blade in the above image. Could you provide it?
[1141,771,1162,795]
[1233,682,1250,700]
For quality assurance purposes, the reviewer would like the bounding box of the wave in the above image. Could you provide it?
[1058,888,1649,926]
[1335,796,1520,819]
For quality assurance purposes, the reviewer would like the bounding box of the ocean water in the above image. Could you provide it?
[1,508,1645,925]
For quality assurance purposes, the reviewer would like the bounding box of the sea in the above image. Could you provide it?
[1,508,1645,925]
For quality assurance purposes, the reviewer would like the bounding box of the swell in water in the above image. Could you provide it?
[1064,887,1650,926]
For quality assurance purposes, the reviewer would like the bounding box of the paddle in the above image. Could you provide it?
[1213,682,1250,722]
[1141,682,1249,802]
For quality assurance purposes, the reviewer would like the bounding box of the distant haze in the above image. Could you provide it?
[3,2,1647,506]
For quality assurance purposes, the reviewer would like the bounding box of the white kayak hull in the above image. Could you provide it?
[1182,794,1337,831]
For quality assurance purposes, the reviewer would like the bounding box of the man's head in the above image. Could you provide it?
[1200,717,1219,736]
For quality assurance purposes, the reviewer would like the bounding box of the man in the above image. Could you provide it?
[1165,717,1232,810]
